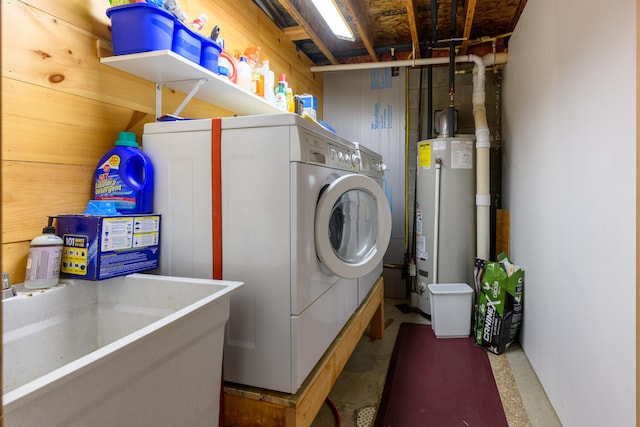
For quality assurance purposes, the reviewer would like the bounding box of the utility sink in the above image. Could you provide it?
[2,273,242,427]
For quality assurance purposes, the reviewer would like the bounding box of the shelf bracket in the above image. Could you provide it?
[155,78,208,119]
[155,83,162,120]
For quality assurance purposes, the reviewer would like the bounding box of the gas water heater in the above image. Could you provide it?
[415,136,476,315]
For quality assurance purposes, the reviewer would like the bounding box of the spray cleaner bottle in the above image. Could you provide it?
[94,132,154,214]
[24,217,63,289]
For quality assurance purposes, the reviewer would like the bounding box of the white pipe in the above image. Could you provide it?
[467,55,494,261]
[311,52,508,262]
[433,158,442,284]
[309,53,507,73]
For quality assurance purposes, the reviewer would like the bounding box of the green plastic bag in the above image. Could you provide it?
[474,252,524,354]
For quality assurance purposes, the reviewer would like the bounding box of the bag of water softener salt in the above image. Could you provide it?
[474,252,524,354]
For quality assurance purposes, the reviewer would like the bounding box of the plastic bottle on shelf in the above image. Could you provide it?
[275,74,288,110]
[286,88,295,113]
[236,56,253,92]
[244,47,261,95]
[261,57,275,104]
[250,59,261,95]
[24,217,63,290]
[188,13,208,31]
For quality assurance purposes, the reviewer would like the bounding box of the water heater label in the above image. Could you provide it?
[432,139,447,151]
[417,236,427,260]
[418,142,431,169]
[451,139,473,169]
[416,205,427,259]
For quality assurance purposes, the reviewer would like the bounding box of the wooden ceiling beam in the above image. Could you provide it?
[275,0,339,65]
[459,0,477,55]
[509,0,528,32]
[405,0,421,59]
[341,0,379,62]
[283,25,309,41]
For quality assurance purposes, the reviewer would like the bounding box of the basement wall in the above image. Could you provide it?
[502,0,636,425]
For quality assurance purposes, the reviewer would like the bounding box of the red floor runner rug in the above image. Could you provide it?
[373,322,508,427]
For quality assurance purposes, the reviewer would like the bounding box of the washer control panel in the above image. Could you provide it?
[297,128,358,171]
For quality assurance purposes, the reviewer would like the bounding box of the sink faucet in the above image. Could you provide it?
[2,272,16,299]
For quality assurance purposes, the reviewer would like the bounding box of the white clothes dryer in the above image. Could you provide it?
[354,142,388,304]
[143,113,391,394]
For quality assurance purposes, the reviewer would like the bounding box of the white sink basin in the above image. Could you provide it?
[3,273,242,427]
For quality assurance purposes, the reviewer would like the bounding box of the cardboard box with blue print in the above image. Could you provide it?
[299,94,318,119]
[57,214,161,281]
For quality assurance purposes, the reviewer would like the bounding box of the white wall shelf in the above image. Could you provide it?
[101,50,283,117]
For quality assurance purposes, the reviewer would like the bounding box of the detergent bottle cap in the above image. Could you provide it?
[115,131,139,148]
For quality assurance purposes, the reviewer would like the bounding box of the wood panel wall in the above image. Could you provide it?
[1,0,323,283]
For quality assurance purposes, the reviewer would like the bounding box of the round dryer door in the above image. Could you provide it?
[315,173,392,279]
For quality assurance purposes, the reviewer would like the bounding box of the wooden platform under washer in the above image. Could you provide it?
[223,276,385,427]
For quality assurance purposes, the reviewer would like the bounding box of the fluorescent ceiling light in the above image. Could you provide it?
[310,0,355,41]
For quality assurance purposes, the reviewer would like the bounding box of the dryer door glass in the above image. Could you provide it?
[329,189,377,263]
[315,174,392,279]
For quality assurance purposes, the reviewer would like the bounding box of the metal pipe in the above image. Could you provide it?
[433,157,443,284]
[411,62,424,262]
[428,0,438,139]
[427,66,433,139]
[448,0,457,135]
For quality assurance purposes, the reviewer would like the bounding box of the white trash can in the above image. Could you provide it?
[428,283,473,338]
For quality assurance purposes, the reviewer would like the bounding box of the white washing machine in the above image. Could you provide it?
[143,113,391,394]
[354,142,387,305]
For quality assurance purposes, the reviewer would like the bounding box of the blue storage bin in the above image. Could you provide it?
[172,20,202,64]
[200,38,222,73]
[107,4,174,55]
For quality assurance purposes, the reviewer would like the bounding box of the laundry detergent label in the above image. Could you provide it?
[95,154,136,209]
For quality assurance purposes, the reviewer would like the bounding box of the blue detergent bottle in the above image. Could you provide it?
[94,131,154,214]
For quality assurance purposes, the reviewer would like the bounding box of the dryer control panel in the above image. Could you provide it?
[359,150,386,177]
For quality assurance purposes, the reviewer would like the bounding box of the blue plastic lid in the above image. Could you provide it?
[84,200,121,216]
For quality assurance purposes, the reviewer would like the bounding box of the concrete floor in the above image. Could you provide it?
[311,298,563,427]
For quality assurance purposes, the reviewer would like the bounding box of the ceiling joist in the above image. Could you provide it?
[509,0,528,32]
[275,0,339,65]
[405,0,421,59]
[283,25,310,41]
[342,0,379,61]
[459,0,477,55]
[255,0,521,66]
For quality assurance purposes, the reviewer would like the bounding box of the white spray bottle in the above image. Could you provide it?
[24,216,63,289]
